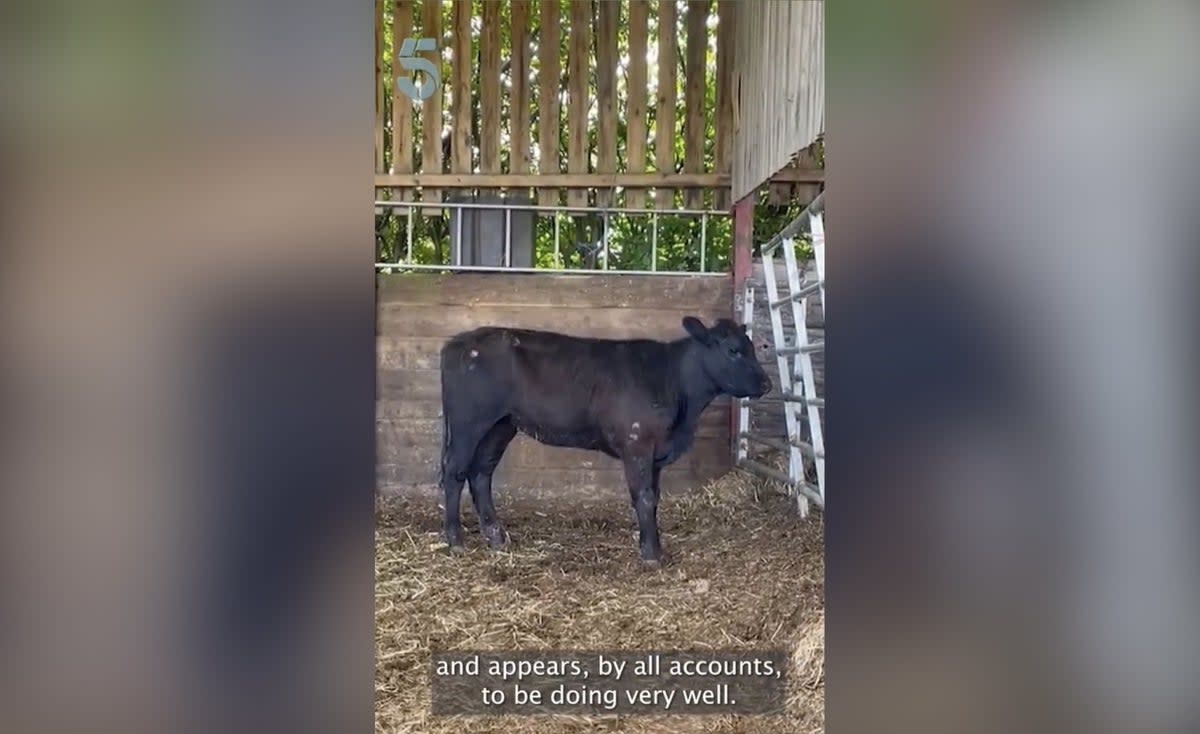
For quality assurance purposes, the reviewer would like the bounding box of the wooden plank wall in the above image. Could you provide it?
[377,272,735,497]
[376,0,744,210]
[731,0,824,202]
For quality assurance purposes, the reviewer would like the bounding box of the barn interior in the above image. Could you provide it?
[373,2,825,731]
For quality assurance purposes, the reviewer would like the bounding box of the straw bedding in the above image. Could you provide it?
[376,468,825,733]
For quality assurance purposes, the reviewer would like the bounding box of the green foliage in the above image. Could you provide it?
[376,2,824,272]
[375,180,817,272]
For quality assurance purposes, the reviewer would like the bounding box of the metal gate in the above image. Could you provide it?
[736,194,826,516]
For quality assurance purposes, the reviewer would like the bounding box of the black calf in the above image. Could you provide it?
[438,316,770,565]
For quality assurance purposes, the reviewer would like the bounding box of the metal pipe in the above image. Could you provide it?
[376,263,731,276]
[504,207,512,268]
[602,211,610,270]
[699,212,707,272]
[650,213,658,272]
[406,205,414,263]
[793,440,825,460]
[553,212,561,266]
[740,432,790,453]
[375,199,730,218]
[769,280,823,308]
[780,392,825,408]
[800,341,824,354]
[740,431,822,458]
[455,207,463,266]
[736,459,824,507]
[738,457,791,484]
[760,191,826,257]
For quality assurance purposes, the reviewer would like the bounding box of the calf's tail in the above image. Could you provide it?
[439,405,451,487]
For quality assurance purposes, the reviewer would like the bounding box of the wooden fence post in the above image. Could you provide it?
[730,193,755,453]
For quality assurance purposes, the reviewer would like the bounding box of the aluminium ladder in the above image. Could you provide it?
[736,206,826,516]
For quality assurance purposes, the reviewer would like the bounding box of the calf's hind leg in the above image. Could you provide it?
[441,420,491,552]
[468,418,517,549]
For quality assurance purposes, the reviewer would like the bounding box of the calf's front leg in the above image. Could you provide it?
[622,450,665,566]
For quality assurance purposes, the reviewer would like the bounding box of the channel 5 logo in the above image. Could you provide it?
[396,38,440,101]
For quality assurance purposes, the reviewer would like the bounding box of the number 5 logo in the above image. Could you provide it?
[396,38,440,102]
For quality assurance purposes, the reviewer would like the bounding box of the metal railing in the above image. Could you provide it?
[737,200,826,516]
[760,191,824,258]
[374,199,731,276]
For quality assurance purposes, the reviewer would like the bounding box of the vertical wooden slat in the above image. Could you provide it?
[391,0,414,201]
[536,0,561,205]
[510,1,532,175]
[770,4,783,184]
[480,1,501,176]
[567,0,591,208]
[420,0,444,211]
[450,0,472,176]
[596,0,619,208]
[624,0,650,210]
[714,0,735,210]
[374,0,386,174]
[654,0,677,210]
[684,0,709,210]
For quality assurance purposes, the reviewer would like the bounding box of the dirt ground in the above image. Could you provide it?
[375,471,825,734]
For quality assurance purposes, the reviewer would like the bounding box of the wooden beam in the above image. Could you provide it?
[655,0,678,209]
[450,0,472,176]
[731,195,754,314]
[769,167,825,183]
[536,0,561,206]
[567,0,591,208]
[374,0,385,174]
[684,0,709,210]
[596,0,619,207]
[480,1,501,176]
[419,0,444,210]
[625,0,650,210]
[510,1,532,174]
[375,172,732,189]
[731,193,755,454]
[714,0,735,209]
[391,0,414,201]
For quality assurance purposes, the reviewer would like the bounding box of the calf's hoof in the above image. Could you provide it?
[481,523,509,550]
[446,543,468,555]
[639,550,670,570]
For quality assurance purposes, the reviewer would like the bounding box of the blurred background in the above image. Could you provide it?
[0,2,374,734]
[829,1,1200,733]
[1,1,1198,734]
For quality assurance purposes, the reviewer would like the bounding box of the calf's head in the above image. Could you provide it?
[682,316,772,398]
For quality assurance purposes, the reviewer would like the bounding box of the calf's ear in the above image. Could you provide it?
[681,316,712,345]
